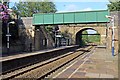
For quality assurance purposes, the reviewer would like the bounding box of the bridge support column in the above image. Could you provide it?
[34,26,46,51]
[34,28,41,51]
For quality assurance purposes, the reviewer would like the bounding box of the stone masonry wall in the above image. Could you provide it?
[118,12,120,52]
[20,17,35,51]
[0,20,2,55]
[20,17,54,51]
[59,24,107,45]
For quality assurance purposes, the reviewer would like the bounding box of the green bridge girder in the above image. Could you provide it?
[32,10,109,25]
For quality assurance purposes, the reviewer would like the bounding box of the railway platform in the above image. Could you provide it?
[0,46,77,61]
[51,47,118,79]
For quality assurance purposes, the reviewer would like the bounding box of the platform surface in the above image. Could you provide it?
[0,46,77,62]
[53,47,118,78]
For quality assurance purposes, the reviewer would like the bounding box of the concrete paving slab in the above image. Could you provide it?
[71,72,86,78]
[77,68,86,72]
[99,74,114,78]
[85,72,100,78]
[53,47,118,79]
[57,72,72,78]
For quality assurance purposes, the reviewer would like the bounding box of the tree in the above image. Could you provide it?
[0,2,9,22]
[12,0,57,17]
[108,1,120,11]
[82,31,88,42]
[0,1,18,45]
[81,31,88,46]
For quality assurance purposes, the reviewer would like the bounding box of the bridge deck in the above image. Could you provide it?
[33,10,109,26]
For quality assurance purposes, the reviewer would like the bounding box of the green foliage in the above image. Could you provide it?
[81,30,100,46]
[38,1,57,13]
[108,1,120,11]
[82,31,88,42]
[88,35,100,43]
[12,0,57,17]
[45,26,53,32]
[81,31,88,46]
[45,26,54,40]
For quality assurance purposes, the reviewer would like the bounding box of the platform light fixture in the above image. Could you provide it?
[6,21,15,55]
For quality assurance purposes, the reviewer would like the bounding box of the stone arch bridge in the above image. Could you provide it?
[31,10,119,53]
[59,24,107,45]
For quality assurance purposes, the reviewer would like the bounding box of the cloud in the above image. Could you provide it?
[87,30,97,34]
[82,7,92,11]
[57,6,92,13]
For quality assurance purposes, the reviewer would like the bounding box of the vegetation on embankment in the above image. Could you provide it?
[81,30,100,46]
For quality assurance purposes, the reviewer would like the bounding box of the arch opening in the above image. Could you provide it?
[76,28,100,47]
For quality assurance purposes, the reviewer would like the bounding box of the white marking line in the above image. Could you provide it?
[68,48,94,78]
[53,49,93,78]
[53,60,78,78]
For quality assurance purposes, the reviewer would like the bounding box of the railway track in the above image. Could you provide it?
[1,46,77,75]
[1,46,94,80]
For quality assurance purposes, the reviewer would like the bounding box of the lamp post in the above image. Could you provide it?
[6,21,15,55]
[106,15,115,56]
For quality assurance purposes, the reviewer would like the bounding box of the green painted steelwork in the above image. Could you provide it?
[33,10,109,25]
[54,13,64,24]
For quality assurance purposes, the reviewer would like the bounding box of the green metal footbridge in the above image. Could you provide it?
[32,10,109,25]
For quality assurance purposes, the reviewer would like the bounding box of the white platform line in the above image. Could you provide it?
[53,49,93,78]
[68,48,94,78]
[53,60,77,78]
